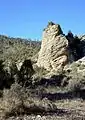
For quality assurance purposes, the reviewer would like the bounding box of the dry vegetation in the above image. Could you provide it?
[0,35,85,120]
[0,35,41,62]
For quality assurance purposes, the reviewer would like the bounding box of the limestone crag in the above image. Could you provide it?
[37,22,68,71]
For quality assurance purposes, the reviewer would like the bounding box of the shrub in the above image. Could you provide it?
[66,65,85,92]
[33,65,48,77]
[66,30,74,38]
[18,59,35,87]
[0,83,28,118]
[32,65,49,86]
[48,21,55,26]
[64,61,85,92]
[0,60,14,89]
[0,60,4,71]
[66,32,82,61]
[67,74,85,92]
[33,65,48,78]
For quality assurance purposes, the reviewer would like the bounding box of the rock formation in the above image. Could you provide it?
[37,22,69,71]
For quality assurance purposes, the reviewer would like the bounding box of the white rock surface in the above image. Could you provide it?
[37,22,68,71]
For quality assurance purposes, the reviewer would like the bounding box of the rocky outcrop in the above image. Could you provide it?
[37,22,69,71]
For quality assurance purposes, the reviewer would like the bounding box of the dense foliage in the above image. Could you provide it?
[66,31,82,61]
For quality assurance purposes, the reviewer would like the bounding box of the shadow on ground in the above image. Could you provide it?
[41,89,85,101]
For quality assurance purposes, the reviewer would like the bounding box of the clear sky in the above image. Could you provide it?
[0,0,85,40]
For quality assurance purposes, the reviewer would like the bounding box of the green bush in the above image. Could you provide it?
[18,59,35,87]
[0,60,14,89]
[32,65,48,84]
[67,76,85,92]
[66,68,85,92]
[64,61,85,92]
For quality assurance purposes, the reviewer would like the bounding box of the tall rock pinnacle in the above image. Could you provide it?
[37,22,69,71]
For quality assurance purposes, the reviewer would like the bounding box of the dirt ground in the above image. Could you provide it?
[2,99,85,120]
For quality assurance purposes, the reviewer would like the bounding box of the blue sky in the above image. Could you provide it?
[0,0,85,40]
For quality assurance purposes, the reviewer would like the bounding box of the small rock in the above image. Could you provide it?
[35,115,42,120]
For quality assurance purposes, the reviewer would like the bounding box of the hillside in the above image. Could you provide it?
[0,35,41,62]
[1,22,85,120]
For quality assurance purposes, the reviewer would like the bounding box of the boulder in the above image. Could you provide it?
[37,22,68,71]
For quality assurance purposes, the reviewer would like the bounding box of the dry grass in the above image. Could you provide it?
[2,99,85,120]
[0,83,58,119]
[0,82,85,120]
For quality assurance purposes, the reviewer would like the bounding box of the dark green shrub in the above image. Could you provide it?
[0,60,4,71]
[66,31,82,61]
[18,59,35,87]
[48,21,55,26]
[0,60,13,89]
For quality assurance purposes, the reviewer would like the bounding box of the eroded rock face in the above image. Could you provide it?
[37,22,68,71]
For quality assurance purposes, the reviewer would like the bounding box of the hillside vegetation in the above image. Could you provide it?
[0,35,41,62]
